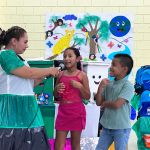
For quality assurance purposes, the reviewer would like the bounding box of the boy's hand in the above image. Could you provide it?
[70,80,82,89]
[96,78,109,106]
[99,78,110,88]
[56,82,65,93]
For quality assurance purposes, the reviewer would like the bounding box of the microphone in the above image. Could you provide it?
[46,63,65,79]
[58,63,65,71]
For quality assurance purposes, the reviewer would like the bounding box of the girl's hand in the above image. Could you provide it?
[56,82,65,93]
[70,80,82,89]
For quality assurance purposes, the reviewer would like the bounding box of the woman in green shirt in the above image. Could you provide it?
[0,26,59,150]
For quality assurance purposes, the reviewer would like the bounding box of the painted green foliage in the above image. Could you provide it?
[76,14,110,56]
[47,14,110,60]
[72,36,85,47]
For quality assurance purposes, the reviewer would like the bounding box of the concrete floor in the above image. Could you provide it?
[128,128,138,150]
[80,120,139,150]
[128,120,138,150]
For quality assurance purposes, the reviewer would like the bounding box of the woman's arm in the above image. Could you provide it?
[34,78,43,87]
[11,65,59,79]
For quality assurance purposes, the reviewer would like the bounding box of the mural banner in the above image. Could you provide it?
[45,13,133,62]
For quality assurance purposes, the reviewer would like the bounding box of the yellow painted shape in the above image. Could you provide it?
[52,29,75,55]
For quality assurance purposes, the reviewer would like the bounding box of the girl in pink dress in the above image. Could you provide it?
[54,47,90,150]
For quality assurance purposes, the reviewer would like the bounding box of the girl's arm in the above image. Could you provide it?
[54,77,60,98]
[53,71,65,98]
[80,72,91,100]
[11,65,59,79]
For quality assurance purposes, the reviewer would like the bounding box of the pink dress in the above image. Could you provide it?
[55,71,86,131]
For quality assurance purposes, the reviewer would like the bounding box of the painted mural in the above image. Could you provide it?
[45,14,133,62]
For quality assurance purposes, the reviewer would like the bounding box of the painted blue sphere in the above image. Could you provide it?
[109,16,131,37]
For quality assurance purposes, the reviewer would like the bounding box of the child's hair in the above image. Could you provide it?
[64,47,82,70]
[114,53,133,75]
[0,26,26,49]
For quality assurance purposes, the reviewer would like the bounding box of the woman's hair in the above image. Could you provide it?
[64,47,82,70]
[0,26,26,49]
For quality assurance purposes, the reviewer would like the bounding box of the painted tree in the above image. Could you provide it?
[46,15,86,60]
[71,36,85,47]
[76,14,110,58]
[46,16,65,39]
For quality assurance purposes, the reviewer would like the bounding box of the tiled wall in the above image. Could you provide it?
[0,0,150,78]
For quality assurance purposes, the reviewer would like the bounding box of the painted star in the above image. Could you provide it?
[100,54,107,61]
[108,41,114,48]
[53,36,58,40]
[46,41,53,48]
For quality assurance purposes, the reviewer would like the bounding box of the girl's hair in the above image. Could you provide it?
[0,26,26,49]
[64,47,82,70]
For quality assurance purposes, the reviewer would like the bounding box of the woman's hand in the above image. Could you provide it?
[49,67,60,77]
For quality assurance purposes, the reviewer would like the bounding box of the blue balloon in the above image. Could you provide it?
[130,106,136,120]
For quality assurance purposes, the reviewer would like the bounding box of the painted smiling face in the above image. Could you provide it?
[109,16,131,37]
[92,75,101,85]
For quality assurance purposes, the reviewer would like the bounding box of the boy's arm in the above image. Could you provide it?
[102,98,126,109]
[95,78,110,106]
[95,86,104,106]
[102,82,134,109]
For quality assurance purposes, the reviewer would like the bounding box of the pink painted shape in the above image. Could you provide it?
[49,138,72,150]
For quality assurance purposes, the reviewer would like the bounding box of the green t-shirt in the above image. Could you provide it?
[100,78,134,129]
[0,49,44,128]
[0,49,25,74]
